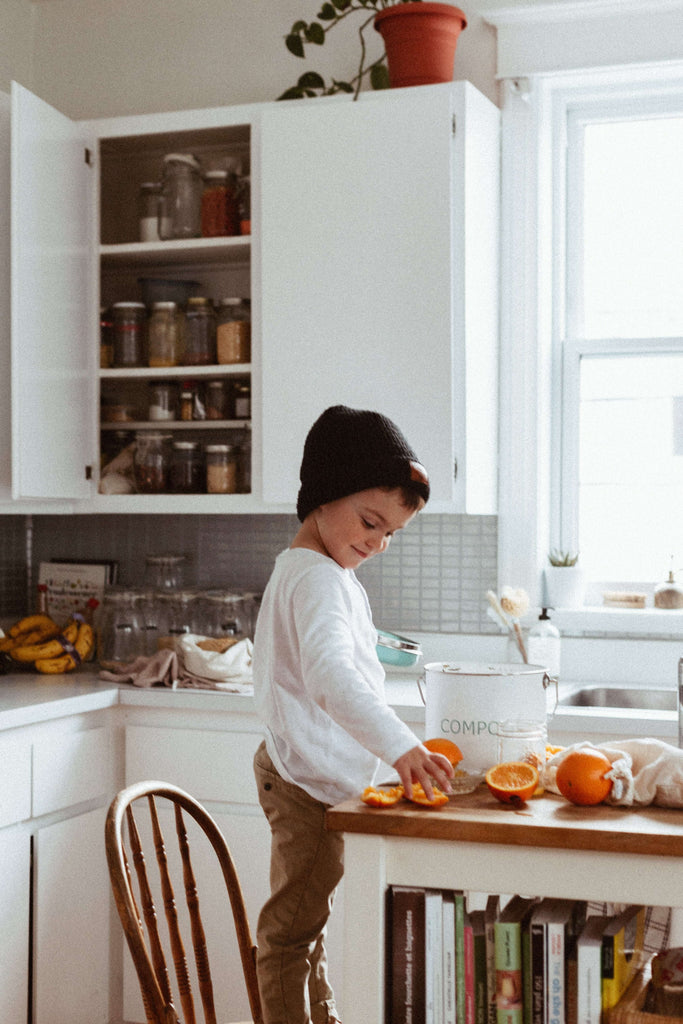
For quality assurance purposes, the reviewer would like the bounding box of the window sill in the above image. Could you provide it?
[553,606,683,639]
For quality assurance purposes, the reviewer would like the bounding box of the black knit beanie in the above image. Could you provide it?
[296,405,430,522]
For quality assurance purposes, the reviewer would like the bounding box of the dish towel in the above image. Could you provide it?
[545,738,683,807]
[99,636,253,692]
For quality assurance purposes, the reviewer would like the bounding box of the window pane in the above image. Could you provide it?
[578,353,683,580]
[582,117,683,339]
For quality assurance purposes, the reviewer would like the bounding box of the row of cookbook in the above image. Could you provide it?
[386,887,653,1024]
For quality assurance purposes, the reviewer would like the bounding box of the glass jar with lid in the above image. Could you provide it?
[133,431,169,493]
[238,174,251,235]
[197,590,248,638]
[183,297,216,366]
[169,440,204,493]
[148,301,183,367]
[205,379,228,420]
[201,169,240,237]
[216,298,251,364]
[233,379,251,419]
[98,587,145,667]
[205,443,238,493]
[148,381,177,421]
[112,302,146,367]
[159,153,203,240]
[144,553,186,591]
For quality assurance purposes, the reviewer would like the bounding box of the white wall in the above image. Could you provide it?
[0,0,34,96]
[16,0,498,119]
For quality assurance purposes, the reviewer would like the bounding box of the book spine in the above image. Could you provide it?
[529,920,546,1024]
[494,920,524,1024]
[465,914,476,1024]
[472,912,488,1024]
[426,891,444,1024]
[577,943,602,1024]
[389,886,427,1024]
[486,897,501,1024]
[443,894,457,1024]
[456,892,467,1024]
[546,922,565,1024]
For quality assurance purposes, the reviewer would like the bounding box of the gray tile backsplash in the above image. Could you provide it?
[0,513,499,634]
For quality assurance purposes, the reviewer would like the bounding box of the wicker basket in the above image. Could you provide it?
[608,959,683,1024]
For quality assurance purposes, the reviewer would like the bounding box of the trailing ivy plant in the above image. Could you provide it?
[278,0,421,100]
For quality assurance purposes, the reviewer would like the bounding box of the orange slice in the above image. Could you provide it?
[406,782,449,807]
[485,761,539,806]
[424,737,463,766]
[361,785,404,807]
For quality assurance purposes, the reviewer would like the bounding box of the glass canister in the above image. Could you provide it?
[205,379,228,420]
[238,174,251,235]
[100,307,113,368]
[138,181,162,242]
[144,553,186,591]
[159,153,202,240]
[183,297,216,366]
[133,431,169,493]
[198,590,247,638]
[112,302,146,367]
[148,301,183,367]
[169,440,204,493]
[98,588,145,667]
[216,297,251,364]
[497,719,547,793]
[232,379,251,419]
[205,443,238,493]
[148,381,177,421]
[201,169,240,237]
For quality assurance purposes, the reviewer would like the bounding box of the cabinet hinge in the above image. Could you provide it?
[84,148,93,166]
[453,458,458,481]
[85,464,93,480]
[452,114,457,137]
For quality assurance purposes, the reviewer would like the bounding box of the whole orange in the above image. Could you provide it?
[555,748,612,805]
[485,761,539,805]
[424,737,463,766]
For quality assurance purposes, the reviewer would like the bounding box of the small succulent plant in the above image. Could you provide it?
[548,549,579,567]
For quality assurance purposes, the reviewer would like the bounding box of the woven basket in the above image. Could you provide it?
[608,958,683,1024]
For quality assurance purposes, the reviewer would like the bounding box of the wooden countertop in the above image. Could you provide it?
[326,785,683,858]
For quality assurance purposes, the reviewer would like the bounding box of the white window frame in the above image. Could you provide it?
[497,62,683,636]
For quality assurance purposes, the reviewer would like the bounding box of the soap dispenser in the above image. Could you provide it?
[527,608,561,681]
[654,561,683,609]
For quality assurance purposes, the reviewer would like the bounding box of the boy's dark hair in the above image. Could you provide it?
[297,405,429,522]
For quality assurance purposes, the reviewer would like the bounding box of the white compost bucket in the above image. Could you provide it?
[422,662,550,773]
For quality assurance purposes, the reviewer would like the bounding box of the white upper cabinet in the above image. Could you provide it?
[7,81,499,513]
[260,82,499,514]
[11,82,97,501]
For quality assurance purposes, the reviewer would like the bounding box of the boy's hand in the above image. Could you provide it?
[393,744,455,802]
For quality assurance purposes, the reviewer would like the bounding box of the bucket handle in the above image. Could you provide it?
[416,670,426,706]
[418,669,553,708]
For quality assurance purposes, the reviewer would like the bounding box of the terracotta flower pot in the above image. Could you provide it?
[374,2,467,89]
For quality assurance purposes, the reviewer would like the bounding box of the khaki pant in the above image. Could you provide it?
[253,740,344,1024]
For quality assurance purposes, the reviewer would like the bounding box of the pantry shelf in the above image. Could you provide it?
[99,364,251,379]
[100,235,250,267]
[100,419,250,431]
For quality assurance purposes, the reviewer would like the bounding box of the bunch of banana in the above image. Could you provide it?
[10,617,80,663]
[36,620,95,674]
[0,613,60,655]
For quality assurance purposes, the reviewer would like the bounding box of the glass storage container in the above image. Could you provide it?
[138,181,162,242]
[148,381,177,422]
[112,302,146,367]
[98,588,145,667]
[183,296,216,365]
[197,590,248,638]
[205,379,228,420]
[144,553,186,591]
[148,301,183,367]
[133,431,169,493]
[233,379,251,419]
[205,443,238,493]
[159,153,202,240]
[201,168,240,237]
[216,297,251,364]
[169,440,204,493]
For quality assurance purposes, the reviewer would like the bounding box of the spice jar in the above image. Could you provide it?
[133,431,169,493]
[148,381,177,421]
[205,443,238,493]
[169,440,204,493]
[159,153,202,240]
[138,181,162,242]
[201,169,240,237]
[183,297,216,365]
[205,379,228,420]
[238,174,251,235]
[179,385,194,422]
[148,301,183,367]
[233,379,251,419]
[112,302,146,367]
[216,298,251,364]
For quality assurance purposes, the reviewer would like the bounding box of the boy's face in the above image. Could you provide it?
[314,487,420,570]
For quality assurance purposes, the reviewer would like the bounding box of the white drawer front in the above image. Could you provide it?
[32,727,110,816]
[0,734,32,828]
[125,725,262,805]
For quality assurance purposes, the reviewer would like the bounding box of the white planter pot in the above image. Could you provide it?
[543,566,585,609]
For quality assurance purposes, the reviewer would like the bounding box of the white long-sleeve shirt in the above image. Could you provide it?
[252,547,419,805]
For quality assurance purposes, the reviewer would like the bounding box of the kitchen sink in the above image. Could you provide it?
[560,686,677,711]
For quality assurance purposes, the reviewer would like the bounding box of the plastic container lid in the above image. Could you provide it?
[163,153,200,170]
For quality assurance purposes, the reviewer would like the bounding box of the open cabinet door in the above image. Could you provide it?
[11,81,96,500]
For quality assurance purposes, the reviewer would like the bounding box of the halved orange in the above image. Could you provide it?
[485,761,539,806]
[424,737,463,766]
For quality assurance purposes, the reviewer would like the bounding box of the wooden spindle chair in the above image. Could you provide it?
[105,780,263,1024]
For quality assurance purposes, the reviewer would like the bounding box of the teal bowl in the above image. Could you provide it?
[376,630,422,667]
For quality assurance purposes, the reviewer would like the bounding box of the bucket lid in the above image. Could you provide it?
[424,661,548,676]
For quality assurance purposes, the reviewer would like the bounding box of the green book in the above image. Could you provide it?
[494,897,538,1024]
[455,891,467,1024]
[471,909,489,1024]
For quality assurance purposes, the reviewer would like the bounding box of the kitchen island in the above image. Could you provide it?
[326,790,683,1024]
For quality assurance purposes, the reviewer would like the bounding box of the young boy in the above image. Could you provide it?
[252,405,455,1024]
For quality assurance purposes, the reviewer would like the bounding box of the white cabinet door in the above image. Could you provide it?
[11,81,96,500]
[259,82,499,513]
[33,807,109,1024]
[0,830,30,1024]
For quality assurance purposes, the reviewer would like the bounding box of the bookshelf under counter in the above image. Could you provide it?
[326,790,683,1024]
